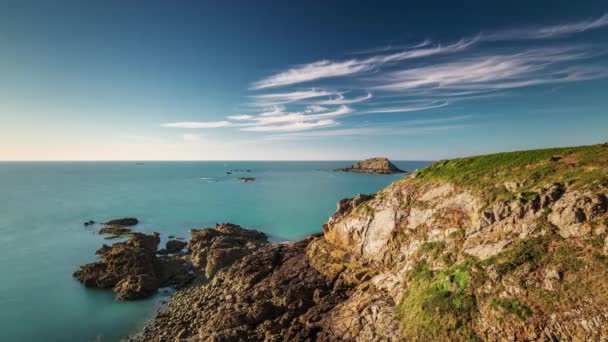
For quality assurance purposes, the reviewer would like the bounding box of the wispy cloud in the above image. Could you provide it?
[241,119,339,132]
[265,115,474,140]
[484,13,608,41]
[315,92,372,105]
[349,39,433,55]
[360,101,449,114]
[227,114,254,120]
[250,37,478,89]
[375,47,604,92]
[163,14,608,139]
[250,89,338,106]
[162,121,232,128]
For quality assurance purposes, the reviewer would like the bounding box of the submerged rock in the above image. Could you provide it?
[335,157,405,174]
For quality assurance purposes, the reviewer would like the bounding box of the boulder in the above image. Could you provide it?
[165,239,187,253]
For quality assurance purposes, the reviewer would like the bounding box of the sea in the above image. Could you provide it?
[0,160,430,341]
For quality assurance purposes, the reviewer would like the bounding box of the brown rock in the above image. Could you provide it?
[335,157,405,174]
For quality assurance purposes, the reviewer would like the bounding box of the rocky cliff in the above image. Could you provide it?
[125,144,608,341]
[335,157,406,174]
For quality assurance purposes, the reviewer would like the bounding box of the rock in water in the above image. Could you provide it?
[98,226,132,239]
[335,157,405,174]
[165,239,187,253]
[73,232,193,300]
[103,217,139,227]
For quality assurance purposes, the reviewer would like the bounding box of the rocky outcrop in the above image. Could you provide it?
[103,217,139,227]
[335,157,405,174]
[73,232,167,300]
[188,223,268,278]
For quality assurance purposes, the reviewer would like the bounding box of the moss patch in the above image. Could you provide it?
[491,299,533,320]
[396,261,480,340]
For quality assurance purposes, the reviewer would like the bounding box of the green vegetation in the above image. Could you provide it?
[448,228,466,240]
[487,237,547,275]
[396,261,479,340]
[419,241,446,258]
[553,244,584,270]
[491,299,532,320]
[414,144,608,202]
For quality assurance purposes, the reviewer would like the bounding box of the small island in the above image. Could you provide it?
[335,157,406,174]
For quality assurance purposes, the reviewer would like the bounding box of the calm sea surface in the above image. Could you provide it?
[0,161,430,341]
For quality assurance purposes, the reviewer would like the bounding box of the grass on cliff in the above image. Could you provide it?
[396,260,480,340]
[414,143,608,201]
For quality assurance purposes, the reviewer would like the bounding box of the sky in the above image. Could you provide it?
[1,0,607,160]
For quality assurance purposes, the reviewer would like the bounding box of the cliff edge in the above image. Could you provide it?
[129,143,608,341]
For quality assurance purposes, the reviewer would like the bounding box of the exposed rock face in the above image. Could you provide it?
[188,223,268,278]
[74,232,195,300]
[322,175,608,340]
[335,157,405,174]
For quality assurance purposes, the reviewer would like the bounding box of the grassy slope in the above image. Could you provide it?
[414,143,608,202]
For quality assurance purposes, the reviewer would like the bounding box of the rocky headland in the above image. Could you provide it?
[75,144,608,340]
[335,157,406,174]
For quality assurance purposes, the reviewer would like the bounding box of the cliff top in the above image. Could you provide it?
[413,143,608,200]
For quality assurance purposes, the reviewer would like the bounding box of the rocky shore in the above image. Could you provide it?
[335,157,405,174]
[75,144,608,341]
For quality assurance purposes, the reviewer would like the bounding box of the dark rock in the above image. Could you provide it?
[165,239,187,253]
[74,232,193,300]
[104,217,139,227]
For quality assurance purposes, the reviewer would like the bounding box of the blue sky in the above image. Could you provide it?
[1,0,607,160]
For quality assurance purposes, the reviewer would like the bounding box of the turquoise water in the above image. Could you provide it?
[0,161,430,341]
